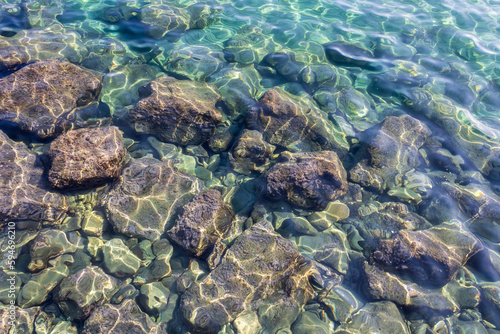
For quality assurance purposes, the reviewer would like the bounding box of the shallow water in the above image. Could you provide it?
[1,0,500,333]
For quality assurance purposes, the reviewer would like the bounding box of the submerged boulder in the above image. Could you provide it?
[129,76,223,146]
[229,130,276,175]
[104,157,200,240]
[180,222,317,333]
[28,230,77,272]
[260,151,348,210]
[54,266,120,320]
[48,126,126,190]
[349,114,431,192]
[246,87,349,156]
[0,130,67,225]
[0,59,102,139]
[334,301,410,334]
[82,299,167,334]
[373,220,482,287]
[0,24,88,71]
[167,189,235,257]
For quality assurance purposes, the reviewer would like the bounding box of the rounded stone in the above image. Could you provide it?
[102,238,141,277]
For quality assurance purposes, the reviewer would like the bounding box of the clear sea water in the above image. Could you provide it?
[1,0,500,333]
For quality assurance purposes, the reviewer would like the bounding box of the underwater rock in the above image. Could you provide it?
[129,76,223,146]
[324,41,378,70]
[134,242,173,284]
[18,254,74,308]
[313,83,379,132]
[101,64,160,112]
[139,4,189,39]
[163,45,225,80]
[167,189,235,257]
[334,301,410,334]
[232,312,262,334]
[442,182,500,244]
[81,37,131,72]
[102,238,141,277]
[180,221,316,333]
[54,266,120,320]
[82,299,167,334]
[0,59,102,139]
[207,64,263,116]
[0,24,88,71]
[261,51,337,87]
[0,130,67,225]
[81,210,107,237]
[260,151,348,210]
[224,26,280,65]
[229,130,276,175]
[479,282,500,328]
[138,282,170,316]
[373,220,482,287]
[295,226,350,275]
[320,285,362,324]
[307,201,350,232]
[362,262,481,314]
[105,157,200,240]
[247,87,349,155]
[342,201,428,251]
[0,305,40,334]
[349,114,431,192]
[290,304,332,334]
[48,126,126,190]
[400,88,500,180]
[28,230,77,272]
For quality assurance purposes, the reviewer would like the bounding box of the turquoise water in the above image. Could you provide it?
[1,0,500,333]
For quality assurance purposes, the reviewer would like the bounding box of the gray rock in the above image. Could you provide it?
[180,222,316,333]
[105,157,200,240]
[168,189,235,257]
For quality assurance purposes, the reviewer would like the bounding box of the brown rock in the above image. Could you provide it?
[48,126,126,190]
[372,220,482,287]
[260,151,348,210]
[246,87,349,156]
[0,130,67,225]
[0,59,102,138]
[129,76,223,145]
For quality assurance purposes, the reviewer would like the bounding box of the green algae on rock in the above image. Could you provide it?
[0,59,102,139]
[54,266,120,321]
[260,151,348,210]
[0,130,67,225]
[28,229,78,272]
[48,126,126,190]
[102,238,141,277]
[18,254,74,308]
[128,76,223,146]
[167,189,235,257]
[104,157,200,240]
[180,221,317,333]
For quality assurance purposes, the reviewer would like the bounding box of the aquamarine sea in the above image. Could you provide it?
[1,0,500,333]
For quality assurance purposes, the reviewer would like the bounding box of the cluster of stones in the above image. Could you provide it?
[1,1,500,332]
